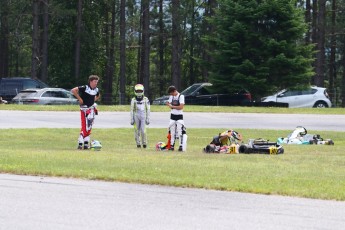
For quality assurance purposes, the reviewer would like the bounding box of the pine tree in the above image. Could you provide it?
[204,0,314,98]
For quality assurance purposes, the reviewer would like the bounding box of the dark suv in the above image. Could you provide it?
[0,77,49,102]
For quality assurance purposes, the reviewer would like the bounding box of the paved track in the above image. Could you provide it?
[1,110,345,130]
[1,174,344,230]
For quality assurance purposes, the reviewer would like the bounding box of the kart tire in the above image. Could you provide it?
[278,148,284,154]
[239,144,250,154]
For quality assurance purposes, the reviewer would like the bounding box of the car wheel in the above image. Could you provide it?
[313,101,328,108]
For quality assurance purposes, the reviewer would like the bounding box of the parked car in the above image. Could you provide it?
[261,86,332,108]
[11,88,78,105]
[0,77,49,102]
[152,83,252,106]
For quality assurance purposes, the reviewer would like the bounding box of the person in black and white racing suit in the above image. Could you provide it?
[166,85,186,151]
[71,75,100,150]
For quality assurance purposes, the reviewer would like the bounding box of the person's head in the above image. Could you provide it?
[134,84,144,97]
[88,75,99,88]
[167,85,177,96]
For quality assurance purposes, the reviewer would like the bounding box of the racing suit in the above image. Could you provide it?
[168,93,185,150]
[77,85,100,149]
[130,96,150,147]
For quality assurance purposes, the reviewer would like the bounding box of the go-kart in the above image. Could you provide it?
[238,138,284,154]
[277,126,334,145]
[203,130,242,154]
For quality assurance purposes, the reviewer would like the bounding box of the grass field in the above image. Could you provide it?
[1,127,344,201]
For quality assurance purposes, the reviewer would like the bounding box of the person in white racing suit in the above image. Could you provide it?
[71,75,100,150]
[130,84,150,148]
[166,85,186,151]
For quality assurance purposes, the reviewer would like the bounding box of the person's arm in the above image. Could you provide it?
[71,87,83,105]
[95,93,100,102]
[145,98,150,125]
[166,95,172,108]
[168,103,184,110]
[94,90,101,102]
[130,98,135,125]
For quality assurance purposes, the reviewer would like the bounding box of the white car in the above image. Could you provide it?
[11,88,78,105]
[261,86,332,108]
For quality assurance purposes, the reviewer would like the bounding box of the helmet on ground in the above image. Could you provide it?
[221,130,242,141]
[134,84,144,97]
[91,140,102,151]
[231,130,242,141]
[155,142,167,151]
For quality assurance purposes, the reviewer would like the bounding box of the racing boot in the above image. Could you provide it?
[169,143,175,151]
[84,141,89,150]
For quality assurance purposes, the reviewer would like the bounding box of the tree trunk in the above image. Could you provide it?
[140,0,150,98]
[314,0,326,87]
[305,0,311,44]
[119,0,126,105]
[0,0,9,78]
[311,0,318,84]
[158,0,165,95]
[31,0,40,79]
[75,0,82,82]
[189,0,195,85]
[329,0,336,105]
[137,4,142,84]
[202,0,216,82]
[41,0,49,83]
[171,0,181,89]
[342,35,345,107]
[108,1,116,104]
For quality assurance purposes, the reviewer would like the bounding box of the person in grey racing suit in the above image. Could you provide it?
[130,84,150,148]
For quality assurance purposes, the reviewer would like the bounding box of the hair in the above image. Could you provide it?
[88,75,99,83]
[167,85,177,94]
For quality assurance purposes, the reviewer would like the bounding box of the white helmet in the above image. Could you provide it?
[91,140,102,151]
[134,84,144,97]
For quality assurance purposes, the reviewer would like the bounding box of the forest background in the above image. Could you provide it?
[0,0,344,107]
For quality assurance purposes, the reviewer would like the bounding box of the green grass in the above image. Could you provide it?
[1,128,344,201]
[1,104,345,114]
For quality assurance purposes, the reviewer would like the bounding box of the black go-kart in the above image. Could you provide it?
[239,138,284,154]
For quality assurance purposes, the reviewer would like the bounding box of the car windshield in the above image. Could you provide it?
[180,84,201,95]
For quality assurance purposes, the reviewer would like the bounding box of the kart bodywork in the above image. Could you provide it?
[277,126,334,145]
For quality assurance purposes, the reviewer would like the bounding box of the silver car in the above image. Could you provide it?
[11,88,78,105]
[261,86,332,108]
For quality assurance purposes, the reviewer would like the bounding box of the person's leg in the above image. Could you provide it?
[168,120,177,150]
[141,119,147,148]
[83,108,95,149]
[83,135,90,149]
[176,120,185,151]
[134,115,141,147]
[78,110,87,149]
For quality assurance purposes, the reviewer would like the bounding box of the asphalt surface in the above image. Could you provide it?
[1,110,345,130]
[1,110,345,229]
[1,174,344,230]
